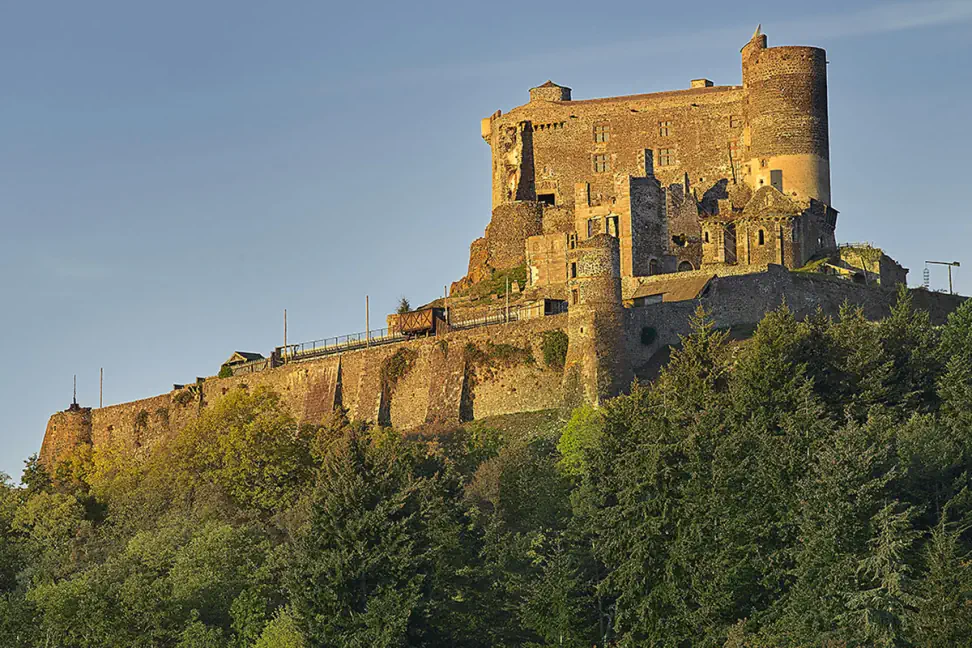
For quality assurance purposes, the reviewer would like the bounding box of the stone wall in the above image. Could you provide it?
[487,84,746,213]
[625,265,965,378]
[40,264,966,467]
[41,315,571,465]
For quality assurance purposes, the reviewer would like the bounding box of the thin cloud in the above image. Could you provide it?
[355,1,972,91]
[773,0,972,41]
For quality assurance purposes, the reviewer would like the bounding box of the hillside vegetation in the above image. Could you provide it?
[3,291,972,647]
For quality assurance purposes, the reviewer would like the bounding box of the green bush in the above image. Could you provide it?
[381,348,417,391]
[541,330,569,369]
[218,364,234,379]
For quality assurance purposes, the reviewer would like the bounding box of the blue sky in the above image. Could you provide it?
[2,0,971,480]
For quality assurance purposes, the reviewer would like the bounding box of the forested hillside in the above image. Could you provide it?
[3,291,972,647]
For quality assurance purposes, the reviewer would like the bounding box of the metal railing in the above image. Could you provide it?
[278,301,569,364]
[278,327,406,363]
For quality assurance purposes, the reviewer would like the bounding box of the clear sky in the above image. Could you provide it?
[2,0,971,480]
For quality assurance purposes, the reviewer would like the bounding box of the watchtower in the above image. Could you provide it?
[563,234,631,406]
[742,26,831,205]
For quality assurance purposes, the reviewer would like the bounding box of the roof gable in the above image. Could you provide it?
[742,186,804,218]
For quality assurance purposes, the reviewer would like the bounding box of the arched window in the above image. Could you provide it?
[678,261,694,272]
[758,229,765,246]
[649,259,659,275]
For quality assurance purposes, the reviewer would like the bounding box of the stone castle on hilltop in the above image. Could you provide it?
[39,29,959,467]
[455,26,902,299]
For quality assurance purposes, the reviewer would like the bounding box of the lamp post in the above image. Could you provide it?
[926,260,961,295]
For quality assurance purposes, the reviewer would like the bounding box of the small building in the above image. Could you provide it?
[221,351,267,376]
[625,274,715,307]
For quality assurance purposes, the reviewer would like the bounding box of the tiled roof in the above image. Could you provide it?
[629,274,715,302]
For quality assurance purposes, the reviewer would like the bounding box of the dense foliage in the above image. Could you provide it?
[3,291,972,646]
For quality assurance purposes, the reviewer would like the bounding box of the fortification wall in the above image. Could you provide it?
[41,315,571,465]
[625,266,964,377]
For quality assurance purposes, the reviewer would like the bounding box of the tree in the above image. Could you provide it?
[397,297,412,314]
[176,387,313,512]
[256,608,306,648]
[556,405,604,478]
[287,432,483,647]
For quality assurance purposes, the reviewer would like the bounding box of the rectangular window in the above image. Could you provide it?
[730,116,743,128]
[593,154,610,173]
[658,148,675,167]
[537,193,556,206]
[571,289,579,305]
[607,216,619,237]
[770,169,783,193]
[659,121,672,137]
[593,124,610,143]
[570,262,577,278]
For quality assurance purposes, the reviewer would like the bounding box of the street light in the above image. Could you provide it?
[925,260,961,295]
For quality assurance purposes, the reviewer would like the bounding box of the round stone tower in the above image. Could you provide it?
[563,234,631,407]
[742,28,831,205]
[39,402,92,467]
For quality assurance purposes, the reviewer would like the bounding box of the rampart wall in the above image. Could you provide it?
[40,315,570,465]
[625,265,964,377]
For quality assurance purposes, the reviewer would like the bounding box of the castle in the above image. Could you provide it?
[38,29,960,467]
[455,26,900,299]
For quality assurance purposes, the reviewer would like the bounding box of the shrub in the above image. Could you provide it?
[218,364,234,379]
[381,348,418,391]
[541,330,569,369]
[173,389,195,407]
